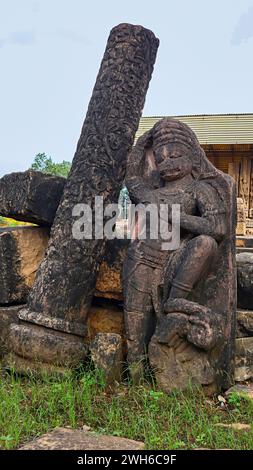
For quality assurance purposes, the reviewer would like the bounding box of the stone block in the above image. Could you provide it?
[0,305,21,355]
[226,384,253,400]
[0,170,65,226]
[9,322,88,368]
[0,226,49,304]
[0,227,125,305]
[237,252,253,310]
[235,337,253,381]
[236,309,253,337]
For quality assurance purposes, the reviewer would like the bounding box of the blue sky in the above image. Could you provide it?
[0,0,253,176]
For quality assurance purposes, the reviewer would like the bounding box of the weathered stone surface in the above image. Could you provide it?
[0,227,49,304]
[10,24,159,370]
[236,309,253,337]
[90,333,123,384]
[234,366,253,382]
[3,302,124,371]
[9,323,87,367]
[0,227,126,305]
[87,302,124,341]
[124,118,236,391]
[0,170,65,226]
[19,427,144,450]
[95,239,128,300]
[214,423,251,431]
[149,340,216,394]
[225,384,253,400]
[237,252,253,310]
[4,353,72,377]
[0,305,21,355]
[235,337,253,381]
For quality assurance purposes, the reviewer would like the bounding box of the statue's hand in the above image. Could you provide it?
[149,169,162,189]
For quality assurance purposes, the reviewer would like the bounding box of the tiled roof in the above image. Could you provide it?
[136,114,253,145]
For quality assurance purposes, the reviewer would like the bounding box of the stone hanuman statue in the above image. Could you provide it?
[123,118,236,391]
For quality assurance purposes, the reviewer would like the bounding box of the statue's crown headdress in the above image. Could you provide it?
[152,118,199,152]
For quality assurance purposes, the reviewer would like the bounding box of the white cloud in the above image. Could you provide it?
[56,29,90,45]
[231,5,253,45]
[0,31,36,48]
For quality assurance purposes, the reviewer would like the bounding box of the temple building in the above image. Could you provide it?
[136,113,253,237]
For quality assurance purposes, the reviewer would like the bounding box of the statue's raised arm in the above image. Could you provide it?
[126,130,161,205]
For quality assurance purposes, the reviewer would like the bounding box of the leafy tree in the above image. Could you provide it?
[31,153,71,178]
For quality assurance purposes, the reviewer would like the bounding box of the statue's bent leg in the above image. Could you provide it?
[169,235,218,299]
[123,261,156,382]
[124,303,154,363]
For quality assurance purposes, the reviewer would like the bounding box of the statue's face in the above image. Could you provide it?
[154,142,193,181]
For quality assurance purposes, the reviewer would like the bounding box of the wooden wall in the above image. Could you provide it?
[203,144,253,220]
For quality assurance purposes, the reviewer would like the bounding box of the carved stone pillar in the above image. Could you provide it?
[9,23,159,370]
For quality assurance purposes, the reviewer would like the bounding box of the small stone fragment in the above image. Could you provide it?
[90,333,123,384]
[215,423,251,431]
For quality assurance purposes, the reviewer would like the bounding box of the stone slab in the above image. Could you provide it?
[0,170,66,226]
[19,427,144,450]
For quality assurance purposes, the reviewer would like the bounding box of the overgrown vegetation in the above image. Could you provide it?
[0,368,252,450]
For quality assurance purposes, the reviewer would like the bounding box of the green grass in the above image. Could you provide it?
[0,368,253,450]
[0,216,33,227]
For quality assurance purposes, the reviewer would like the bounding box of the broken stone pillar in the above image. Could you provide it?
[10,23,159,370]
[0,226,49,304]
[0,171,66,226]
